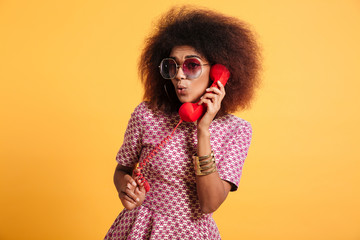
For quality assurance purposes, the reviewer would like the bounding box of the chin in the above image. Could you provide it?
[177,96,197,103]
[177,95,188,103]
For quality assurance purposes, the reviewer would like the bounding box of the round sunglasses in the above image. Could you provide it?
[159,58,210,80]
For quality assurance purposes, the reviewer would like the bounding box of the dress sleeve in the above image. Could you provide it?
[115,103,145,167]
[217,120,252,191]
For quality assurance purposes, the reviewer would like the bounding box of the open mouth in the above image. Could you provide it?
[177,85,187,94]
[177,88,187,94]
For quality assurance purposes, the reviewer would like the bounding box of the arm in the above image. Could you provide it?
[114,164,146,210]
[196,81,231,214]
[196,129,232,213]
[113,103,147,210]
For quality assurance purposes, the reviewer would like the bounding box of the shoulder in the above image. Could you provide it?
[216,114,252,133]
[209,114,252,146]
[131,101,153,119]
[132,101,150,115]
[131,101,170,122]
[211,114,252,144]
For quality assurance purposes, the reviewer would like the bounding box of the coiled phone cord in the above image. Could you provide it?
[133,119,183,192]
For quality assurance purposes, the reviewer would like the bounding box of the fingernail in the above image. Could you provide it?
[127,183,131,189]
[206,88,210,91]
[132,181,136,186]
[136,198,140,202]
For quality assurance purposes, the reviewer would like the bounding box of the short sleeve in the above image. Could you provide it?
[115,103,145,167]
[217,120,252,191]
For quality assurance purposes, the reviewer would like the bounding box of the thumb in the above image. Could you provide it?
[132,168,141,178]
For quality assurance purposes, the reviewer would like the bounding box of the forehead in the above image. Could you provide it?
[169,45,205,60]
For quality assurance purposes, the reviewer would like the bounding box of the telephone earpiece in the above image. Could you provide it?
[178,64,230,122]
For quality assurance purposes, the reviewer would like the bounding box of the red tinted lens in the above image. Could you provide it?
[183,58,202,79]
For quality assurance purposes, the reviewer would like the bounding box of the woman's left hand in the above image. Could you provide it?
[197,81,226,130]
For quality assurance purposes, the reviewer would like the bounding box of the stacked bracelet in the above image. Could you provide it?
[193,151,217,176]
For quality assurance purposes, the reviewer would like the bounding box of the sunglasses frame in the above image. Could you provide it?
[159,57,210,80]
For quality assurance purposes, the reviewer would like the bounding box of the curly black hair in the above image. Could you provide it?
[139,5,261,116]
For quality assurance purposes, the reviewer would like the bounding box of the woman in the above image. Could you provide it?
[105,6,261,239]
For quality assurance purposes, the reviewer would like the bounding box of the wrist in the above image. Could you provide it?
[197,127,210,139]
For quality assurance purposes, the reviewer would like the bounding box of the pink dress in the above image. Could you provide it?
[104,102,252,240]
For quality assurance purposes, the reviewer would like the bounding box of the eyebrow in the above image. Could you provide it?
[169,55,203,61]
[185,55,202,59]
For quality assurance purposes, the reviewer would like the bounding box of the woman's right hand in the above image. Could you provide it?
[118,173,146,210]
[114,164,146,210]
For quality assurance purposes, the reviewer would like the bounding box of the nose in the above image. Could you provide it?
[175,65,186,80]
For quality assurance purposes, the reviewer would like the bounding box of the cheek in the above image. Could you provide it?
[194,76,210,93]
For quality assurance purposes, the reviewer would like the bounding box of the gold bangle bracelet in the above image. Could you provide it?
[193,152,217,176]
[199,158,213,166]
[193,151,214,161]
[200,162,216,171]
[199,167,217,176]
[195,164,217,176]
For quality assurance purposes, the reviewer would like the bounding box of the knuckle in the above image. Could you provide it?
[124,189,132,195]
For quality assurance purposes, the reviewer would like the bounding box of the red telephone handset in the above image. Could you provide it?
[134,64,230,193]
[178,64,230,122]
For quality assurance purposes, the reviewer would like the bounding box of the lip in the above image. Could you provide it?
[176,85,187,95]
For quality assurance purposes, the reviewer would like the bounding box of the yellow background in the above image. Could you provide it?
[1,0,359,239]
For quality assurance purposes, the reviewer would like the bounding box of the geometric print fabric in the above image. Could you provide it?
[104,102,252,239]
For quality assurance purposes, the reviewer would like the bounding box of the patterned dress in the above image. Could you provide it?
[104,102,252,240]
